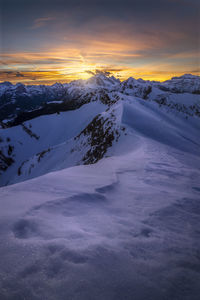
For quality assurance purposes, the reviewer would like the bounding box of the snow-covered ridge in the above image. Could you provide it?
[0,72,199,186]
[0,87,200,186]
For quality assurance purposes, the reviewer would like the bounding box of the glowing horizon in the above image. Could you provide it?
[1,48,199,85]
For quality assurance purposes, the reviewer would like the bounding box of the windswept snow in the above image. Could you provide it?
[0,139,200,299]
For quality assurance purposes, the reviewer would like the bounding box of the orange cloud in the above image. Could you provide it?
[1,33,199,84]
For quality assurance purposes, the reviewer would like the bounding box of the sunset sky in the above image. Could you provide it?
[0,0,199,84]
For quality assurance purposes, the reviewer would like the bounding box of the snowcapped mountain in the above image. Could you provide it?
[156,74,200,94]
[0,81,69,123]
[1,73,199,126]
[0,73,200,186]
[0,73,200,299]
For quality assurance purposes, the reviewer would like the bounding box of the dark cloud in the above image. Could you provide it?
[85,69,123,76]
[0,71,25,78]
[1,0,198,57]
[95,70,111,76]
[16,72,25,77]
[2,1,198,53]
[85,70,95,75]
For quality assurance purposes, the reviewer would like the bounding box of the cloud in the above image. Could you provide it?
[31,16,55,29]
[16,72,25,78]
[95,70,111,76]
[85,70,95,76]
[85,70,112,76]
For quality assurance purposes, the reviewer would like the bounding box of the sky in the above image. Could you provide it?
[0,0,199,84]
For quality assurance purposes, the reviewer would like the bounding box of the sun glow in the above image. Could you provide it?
[1,47,199,84]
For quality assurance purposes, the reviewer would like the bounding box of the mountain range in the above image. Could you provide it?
[0,73,200,186]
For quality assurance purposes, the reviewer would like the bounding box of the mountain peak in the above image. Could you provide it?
[85,72,120,87]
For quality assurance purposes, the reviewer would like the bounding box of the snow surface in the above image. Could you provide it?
[0,74,200,299]
[0,101,106,186]
[0,138,200,299]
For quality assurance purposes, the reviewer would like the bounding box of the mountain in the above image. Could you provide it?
[0,73,200,299]
[0,81,69,124]
[0,73,119,124]
[0,73,199,186]
[156,74,200,94]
